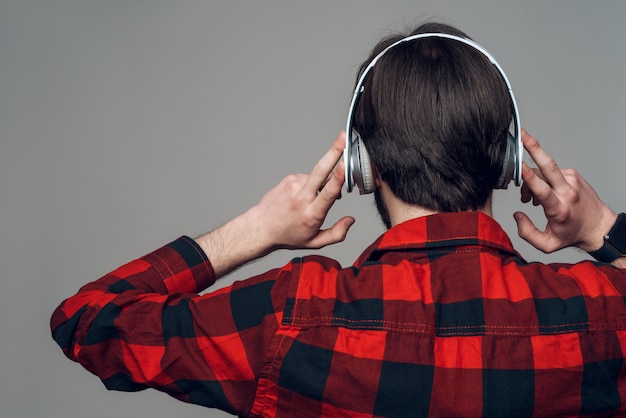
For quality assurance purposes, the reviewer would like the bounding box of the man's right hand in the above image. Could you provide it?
[513,130,619,260]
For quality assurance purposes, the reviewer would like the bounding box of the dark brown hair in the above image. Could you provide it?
[353,22,513,212]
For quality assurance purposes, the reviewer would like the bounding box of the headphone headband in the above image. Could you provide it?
[344,32,522,193]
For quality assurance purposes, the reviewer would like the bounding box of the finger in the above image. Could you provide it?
[520,166,547,204]
[520,160,561,211]
[306,216,355,249]
[304,132,346,195]
[513,211,539,239]
[513,211,555,253]
[318,168,340,196]
[312,160,346,214]
[521,129,568,193]
[520,168,533,203]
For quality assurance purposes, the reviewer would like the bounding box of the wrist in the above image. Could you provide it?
[588,212,626,263]
[580,207,617,253]
[195,210,274,278]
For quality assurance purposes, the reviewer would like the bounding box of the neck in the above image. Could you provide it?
[379,184,493,228]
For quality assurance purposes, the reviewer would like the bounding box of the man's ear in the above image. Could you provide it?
[373,164,383,188]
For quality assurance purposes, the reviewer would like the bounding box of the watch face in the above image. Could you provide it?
[607,213,626,256]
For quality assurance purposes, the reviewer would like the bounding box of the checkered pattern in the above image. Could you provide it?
[51,212,626,417]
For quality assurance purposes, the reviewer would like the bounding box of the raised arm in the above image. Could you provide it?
[513,130,625,267]
[50,132,356,414]
[194,132,355,278]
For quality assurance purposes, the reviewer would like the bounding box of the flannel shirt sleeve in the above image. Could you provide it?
[50,236,287,415]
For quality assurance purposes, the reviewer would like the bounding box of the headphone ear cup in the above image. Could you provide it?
[351,136,376,194]
[495,132,517,189]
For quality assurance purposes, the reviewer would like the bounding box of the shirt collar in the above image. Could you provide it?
[354,211,523,267]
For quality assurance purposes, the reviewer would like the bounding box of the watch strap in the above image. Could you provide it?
[589,213,626,263]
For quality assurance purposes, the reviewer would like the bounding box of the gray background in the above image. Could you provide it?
[2,1,625,417]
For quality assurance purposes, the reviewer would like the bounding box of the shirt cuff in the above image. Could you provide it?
[142,236,217,294]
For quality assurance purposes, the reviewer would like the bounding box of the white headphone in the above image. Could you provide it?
[344,32,522,194]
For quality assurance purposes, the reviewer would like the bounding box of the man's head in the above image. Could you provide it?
[352,22,514,219]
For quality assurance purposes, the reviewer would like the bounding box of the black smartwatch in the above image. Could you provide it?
[589,213,626,263]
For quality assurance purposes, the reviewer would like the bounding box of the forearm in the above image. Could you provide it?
[194,208,275,279]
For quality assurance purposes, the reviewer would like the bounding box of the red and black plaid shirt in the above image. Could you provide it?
[51,211,626,417]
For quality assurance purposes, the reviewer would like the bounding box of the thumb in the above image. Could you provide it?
[514,211,542,247]
[335,216,356,241]
[308,216,356,249]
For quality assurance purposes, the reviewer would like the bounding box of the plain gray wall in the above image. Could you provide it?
[2,1,625,417]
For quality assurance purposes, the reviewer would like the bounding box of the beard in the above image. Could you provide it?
[374,189,392,230]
